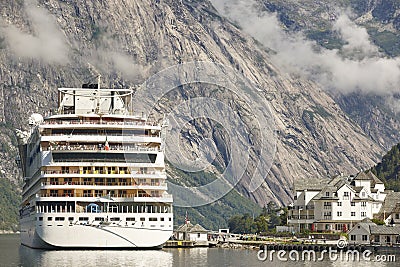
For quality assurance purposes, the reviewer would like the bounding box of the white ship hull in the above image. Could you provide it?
[17,86,174,250]
[21,213,173,249]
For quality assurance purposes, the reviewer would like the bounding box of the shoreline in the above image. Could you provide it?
[0,230,19,235]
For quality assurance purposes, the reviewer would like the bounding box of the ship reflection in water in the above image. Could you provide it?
[18,245,399,267]
[19,246,173,267]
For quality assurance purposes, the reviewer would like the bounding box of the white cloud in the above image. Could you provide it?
[210,0,400,95]
[0,0,70,64]
[332,13,379,58]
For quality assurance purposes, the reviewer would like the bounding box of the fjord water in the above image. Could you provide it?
[1,235,398,267]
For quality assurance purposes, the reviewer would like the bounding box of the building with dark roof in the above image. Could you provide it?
[288,171,387,233]
[175,222,209,245]
[348,219,400,245]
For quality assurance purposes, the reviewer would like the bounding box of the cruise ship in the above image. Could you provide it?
[16,83,173,249]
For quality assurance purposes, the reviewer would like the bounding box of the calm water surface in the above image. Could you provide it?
[0,235,398,267]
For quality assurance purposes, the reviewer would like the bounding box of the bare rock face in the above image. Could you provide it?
[0,0,384,206]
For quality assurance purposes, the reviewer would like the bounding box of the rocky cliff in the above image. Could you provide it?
[246,0,400,149]
[0,0,387,207]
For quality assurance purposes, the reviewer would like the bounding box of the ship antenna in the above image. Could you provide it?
[87,63,102,113]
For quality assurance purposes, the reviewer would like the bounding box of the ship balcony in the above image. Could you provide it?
[41,119,161,130]
[41,171,167,179]
[45,145,161,153]
[41,135,162,144]
[40,181,168,190]
[36,192,173,203]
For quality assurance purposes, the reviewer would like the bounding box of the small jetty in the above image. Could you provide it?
[164,240,216,248]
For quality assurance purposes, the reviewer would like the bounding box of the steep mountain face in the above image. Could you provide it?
[251,0,400,149]
[372,143,400,191]
[0,0,385,209]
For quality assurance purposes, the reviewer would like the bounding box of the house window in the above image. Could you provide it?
[326,192,330,197]
[395,214,400,220]
[344,192,349,199]
[361,202,366,207]
[351,212,356,216]
[362,235,368,241]
[362,192,366,197]
[337,211,342,217]
[324,202,331,208]
[374,235,380,243]
[337,202,342,206]
[361,212,366,217]
[351,202,355,206]
[350,235,356,241]
[197,233,200,238]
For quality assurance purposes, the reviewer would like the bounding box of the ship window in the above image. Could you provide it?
[79,217,89,221]
[63,190,73,197]
[126,218,135,221]
[47,217,53,221]
[94,190,103,197]
[140,217,145,221]
[149,217,157,221]
[62,166,70,174]
[110,217,120,222]
[83,190,92,197]
[55,217,65,221]
[83,178,92,185]
[83,167,91,174]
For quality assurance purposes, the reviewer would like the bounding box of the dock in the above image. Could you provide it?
[164,240,217,248]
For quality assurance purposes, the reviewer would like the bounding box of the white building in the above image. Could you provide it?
[175,222,209,243]
[348,219,400,245]
[288,171,387,232]
[347,218,376,244]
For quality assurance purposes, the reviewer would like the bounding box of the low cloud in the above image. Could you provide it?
[210,0,400,95]
[0,0,70,64]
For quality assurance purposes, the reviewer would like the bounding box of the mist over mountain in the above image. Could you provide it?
[0,0,396,221]
[211,0,400,148]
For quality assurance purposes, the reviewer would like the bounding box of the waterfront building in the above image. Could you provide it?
[175,222,209,245]
[288,171,387,233]
[348,219,400,245]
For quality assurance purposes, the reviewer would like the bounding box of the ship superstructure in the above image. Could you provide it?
[17,84,173,249]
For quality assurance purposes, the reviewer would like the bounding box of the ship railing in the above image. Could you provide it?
[42,133,161,138]
[36,192,170,199]
[41,181,167,187]
[43,120,159,127]
[42,170,166,175]
[36,206,172,214]
[44,145,161,152]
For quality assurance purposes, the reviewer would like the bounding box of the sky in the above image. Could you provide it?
[210,0,400,98]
